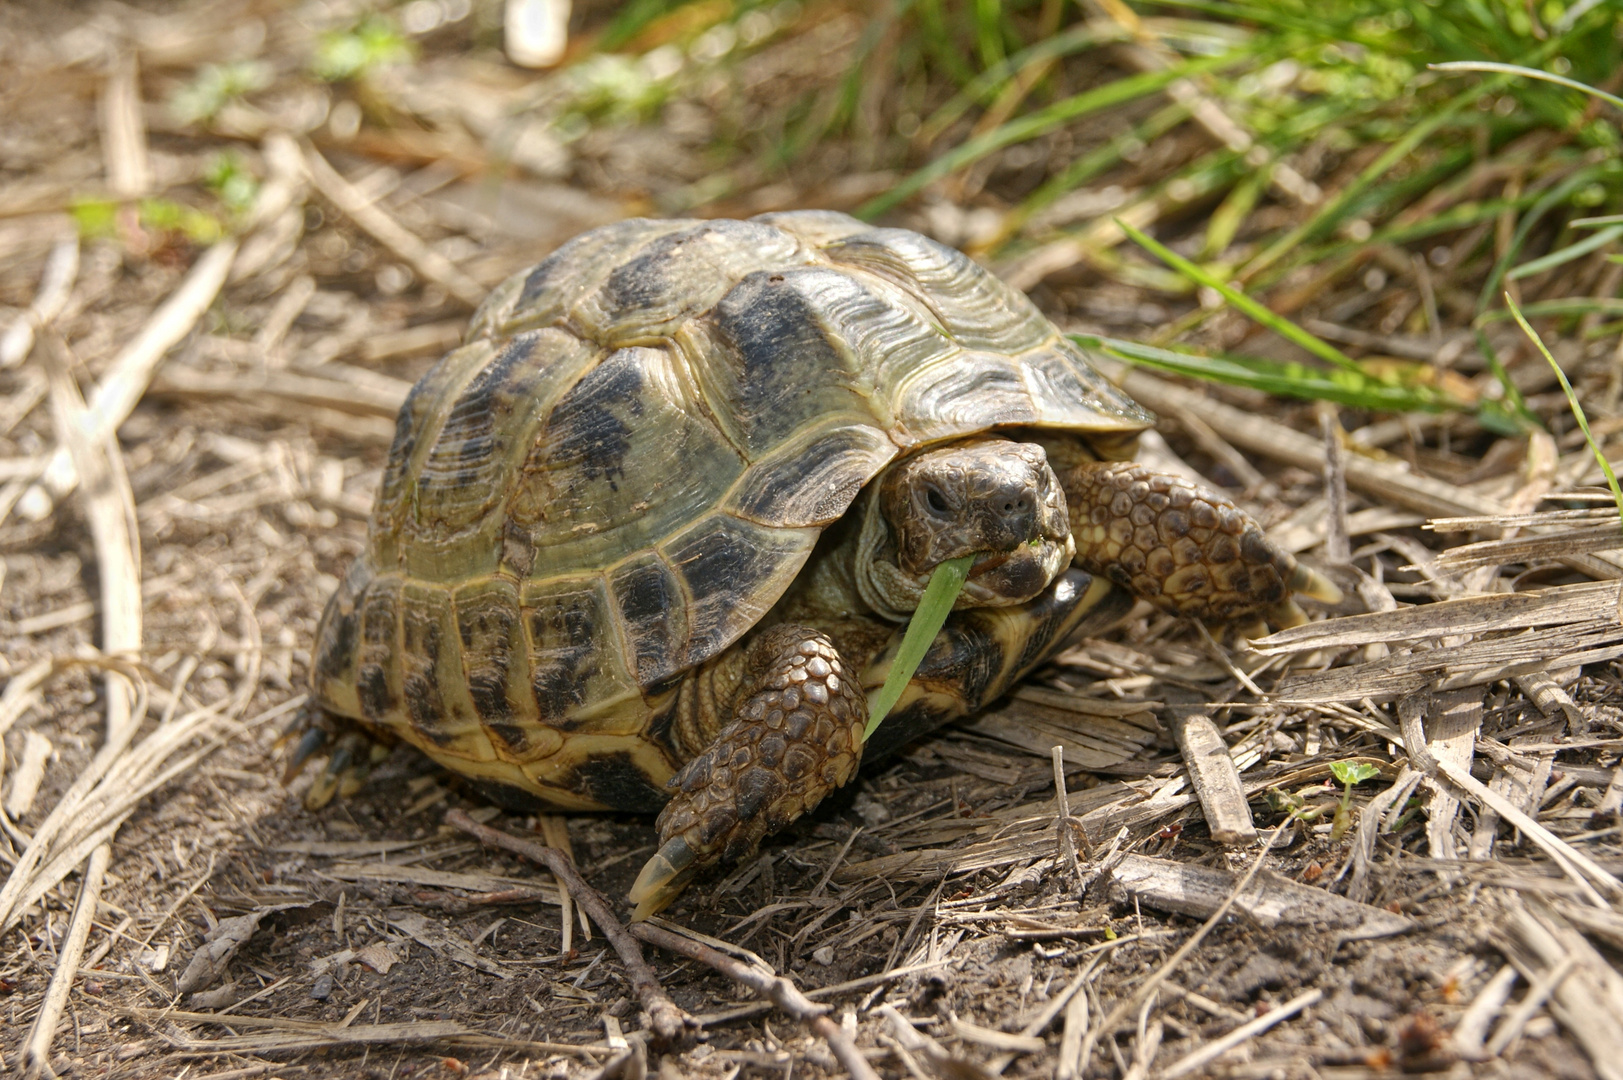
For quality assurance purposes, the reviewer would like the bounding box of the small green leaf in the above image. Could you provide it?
[203,151,260,215]
[1265,787,1305,814]
[1330,760,1380,786]
[312,14,415,83]
[171,60,273,125]
[137,199,223,244]
[1507,224,1623,280]
[863,554,975,741]
[562,54,676,129]
[70,198,119,239]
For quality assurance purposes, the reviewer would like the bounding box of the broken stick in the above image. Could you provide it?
[1164,688,1256,846]
[444,808,692,1046]
[630,919,880,1080]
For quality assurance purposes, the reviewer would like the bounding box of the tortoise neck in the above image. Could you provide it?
[853,485,920,622]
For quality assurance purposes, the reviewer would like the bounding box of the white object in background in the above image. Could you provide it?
[507,0,571,68]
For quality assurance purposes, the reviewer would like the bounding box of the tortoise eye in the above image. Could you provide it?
[925,487,952,515]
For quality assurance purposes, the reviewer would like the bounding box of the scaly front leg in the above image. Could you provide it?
[629,625,867,920]
[1062,460,1340,624]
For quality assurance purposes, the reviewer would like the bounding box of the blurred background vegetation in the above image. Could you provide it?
[54,0,1623,465]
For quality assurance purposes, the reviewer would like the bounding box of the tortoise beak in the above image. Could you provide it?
[959,535,1074,606]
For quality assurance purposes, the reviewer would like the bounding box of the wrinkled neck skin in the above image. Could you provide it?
[854,485,922,621]
[854,437,1076,622]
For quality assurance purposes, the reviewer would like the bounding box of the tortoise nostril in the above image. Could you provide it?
[986,486,1036,548]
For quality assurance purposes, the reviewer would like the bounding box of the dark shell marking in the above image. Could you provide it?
[311,211,1153,812]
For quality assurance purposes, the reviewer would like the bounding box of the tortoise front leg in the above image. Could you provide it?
[629,625,867,921]
[1061,460,1340,624]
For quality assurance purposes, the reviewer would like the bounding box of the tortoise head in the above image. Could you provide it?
[856,437,1075,620]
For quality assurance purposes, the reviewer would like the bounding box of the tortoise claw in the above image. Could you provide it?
[282,725,331,784]
[1266,597,1311,630]
[301,731,376,810]
[304,743,352,809]
[1231,617,1271,642]
[628,836,698,922]
[1288,562,1343,606]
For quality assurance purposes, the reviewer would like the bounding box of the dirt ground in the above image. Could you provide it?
[2,2,1621,1078]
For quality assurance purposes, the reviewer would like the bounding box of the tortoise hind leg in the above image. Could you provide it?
[279,707,394,809]
[1061,460,1341,624]
[629,625,867,921]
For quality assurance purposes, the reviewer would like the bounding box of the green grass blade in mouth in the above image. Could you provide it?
[863,554,975,742]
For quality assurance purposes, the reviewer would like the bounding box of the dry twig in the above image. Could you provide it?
[1113,852,1411,940]
[1453,964,1519,1059]
[301,142,487,308]
[444,807,692,1045]
[13,332,146,1071]
[1398,697,1623,907]
[116,1004,610,1057]
[16,241,239,522]
[635,919,881,1080]
[1164,689,1256,845]
[0,235,78,369]
[21,845,111,1079]
[1051,745,1088,888]
[100,52,151,198]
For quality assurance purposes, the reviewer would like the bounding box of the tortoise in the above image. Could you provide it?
[304,210,1337,918]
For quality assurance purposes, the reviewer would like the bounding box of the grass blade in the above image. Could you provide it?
[1506,293,1623,525]
[864,554,974,740]
[1506,224,1623,280]
[1430,61,1623,114]
[1079,334,1471,413]
[859,51,1238,219]
[1475,298,1623,323]
[1116,218,1363,373]
[972,0,1007,70]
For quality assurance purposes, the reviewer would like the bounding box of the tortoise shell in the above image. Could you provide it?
[309,210,1152,812]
